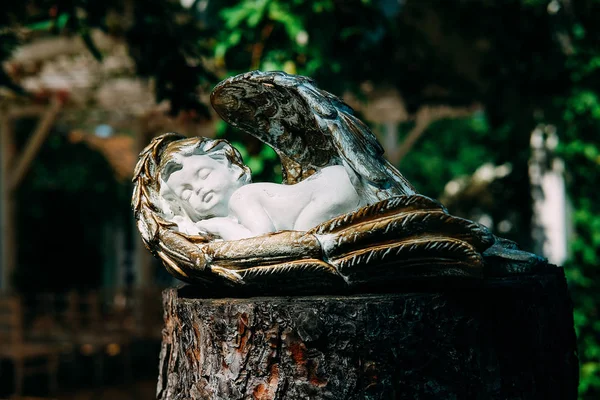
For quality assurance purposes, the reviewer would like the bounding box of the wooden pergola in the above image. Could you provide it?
[1,100,61,290]
[0,27,219,291]
[0,98,154,291]
[0,90,218,291]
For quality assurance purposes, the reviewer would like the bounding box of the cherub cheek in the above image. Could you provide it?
[189,198,204,210]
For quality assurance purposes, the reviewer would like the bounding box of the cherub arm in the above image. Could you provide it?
[172,215,202,235]
[229,190,276,236]
[195,217,254,241]
[195,189,278,241]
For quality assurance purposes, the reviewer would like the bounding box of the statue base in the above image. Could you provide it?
[157,266,578,399]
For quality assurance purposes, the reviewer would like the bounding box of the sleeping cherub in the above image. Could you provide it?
[158,137,361,241]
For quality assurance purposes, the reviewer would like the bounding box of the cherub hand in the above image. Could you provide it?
[194,217,230,236]
[172,215,202,235]
[195,217,253,241]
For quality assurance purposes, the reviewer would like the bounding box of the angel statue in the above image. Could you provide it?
[132,71,543,294]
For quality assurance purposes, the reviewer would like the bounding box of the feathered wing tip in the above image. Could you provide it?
[311,195,495,283]
[236,260,346,294]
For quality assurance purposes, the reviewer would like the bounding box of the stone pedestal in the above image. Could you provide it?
[157,266,578,399]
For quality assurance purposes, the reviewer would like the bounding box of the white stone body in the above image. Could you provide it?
[162,153,361,241]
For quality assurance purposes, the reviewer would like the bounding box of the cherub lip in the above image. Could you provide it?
[202,191,214,203]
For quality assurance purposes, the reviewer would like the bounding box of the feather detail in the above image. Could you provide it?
[238,259,337,280]
[132,71,498,290]
[333,237,484,280]
[210,70,415,202]
[310,195,446,234]
[236,259,344,291]
[206,231,322,269]
[317,210,494,260]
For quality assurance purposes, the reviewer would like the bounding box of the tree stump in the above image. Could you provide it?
[157,266,578,399]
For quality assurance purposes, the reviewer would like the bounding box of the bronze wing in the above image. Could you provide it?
[210,70,416,204]
[132,70,501,293]
[132,133,494,293]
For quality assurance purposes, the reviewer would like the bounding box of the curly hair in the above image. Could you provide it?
[158,135,252,218]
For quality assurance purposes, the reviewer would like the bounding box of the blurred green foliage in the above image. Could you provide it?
[1,0,599,396]
[554,5,600,395]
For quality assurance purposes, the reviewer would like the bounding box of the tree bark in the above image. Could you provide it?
[157,266,578,399]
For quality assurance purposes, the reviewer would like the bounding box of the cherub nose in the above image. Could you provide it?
[190,181,205,195]
[194,184,205,195]
[198,188,211,199]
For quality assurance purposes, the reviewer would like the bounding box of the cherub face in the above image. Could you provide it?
[165,154,245,220]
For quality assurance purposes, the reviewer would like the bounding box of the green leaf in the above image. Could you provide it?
[221,5,252,29]
[311,0,334,13]
[247,156,264,175]
[247,0,269,28]
[259,143,278,160]
[573,23,586,40]
[26,14,70,32]
[268,2,304,39]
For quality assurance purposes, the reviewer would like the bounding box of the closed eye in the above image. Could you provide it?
[198,168,211,179]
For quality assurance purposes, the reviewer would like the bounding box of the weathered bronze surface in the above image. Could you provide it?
[132,71,541,293]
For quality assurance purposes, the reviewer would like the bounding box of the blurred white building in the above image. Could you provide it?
[529,125,571,265]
